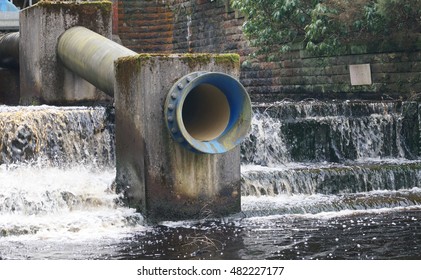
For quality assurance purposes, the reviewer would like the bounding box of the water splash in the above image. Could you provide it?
[242,161,421,196]
[241,187,421,217]
[1,102,421,260]
[0,165,144,241]
[0,106,143,245]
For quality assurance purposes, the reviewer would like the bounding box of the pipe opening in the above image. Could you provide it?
[182,84,230,141]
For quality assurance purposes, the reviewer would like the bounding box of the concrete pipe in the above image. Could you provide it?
[0,32,19,68]
[165,71,252,154]
[57,26,136,96]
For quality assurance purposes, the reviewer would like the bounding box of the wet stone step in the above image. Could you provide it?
[242,101,421,164]
[241,161,421,196]
[253,100,408,120]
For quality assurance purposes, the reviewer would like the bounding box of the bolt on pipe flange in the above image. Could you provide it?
[164,71,252,154]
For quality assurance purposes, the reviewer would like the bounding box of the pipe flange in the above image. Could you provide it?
[164,71,252,154]
[165,72,207,149]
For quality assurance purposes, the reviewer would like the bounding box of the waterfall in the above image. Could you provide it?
[2,102,420,206]
[1,102,421,260]
[241,101,421,196]
[0,105,144,242]
[0,105,115,166]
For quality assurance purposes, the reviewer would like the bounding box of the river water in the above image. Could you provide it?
[0,102,421,260]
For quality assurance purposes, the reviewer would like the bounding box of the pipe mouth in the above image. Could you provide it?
[165,71,252,154]
[181,84,230,141]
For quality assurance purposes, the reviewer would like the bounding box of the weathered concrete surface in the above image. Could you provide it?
[114,54,242,222]
[19,1,113,105]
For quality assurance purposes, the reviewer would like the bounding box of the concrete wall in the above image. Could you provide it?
[114,54,242,221]
[19,1,113,105]
[117,0,421,102]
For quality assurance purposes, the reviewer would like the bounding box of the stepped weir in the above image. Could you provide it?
[1,100,421,259]
[242,101,421,196]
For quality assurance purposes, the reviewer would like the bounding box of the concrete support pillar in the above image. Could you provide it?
[114,54,246,222]
[19,1,113,105]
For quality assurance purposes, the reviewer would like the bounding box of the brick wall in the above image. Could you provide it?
[118,0,271,100]
[1,1,420,104]
[116,0,421,102]
[117,0,174,52]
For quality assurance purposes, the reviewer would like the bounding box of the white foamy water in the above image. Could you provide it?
[241,187,421,218]
[0,105,115,166]
[0,164,145,242]
[1,102,421,260]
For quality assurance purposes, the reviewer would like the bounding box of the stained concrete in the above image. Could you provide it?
[19,1,113,105]
[114,54,242,222]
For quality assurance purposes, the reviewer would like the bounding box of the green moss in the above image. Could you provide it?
[179,53,240,69]
[115,53,243,82]
[116,53,241,70]
[116,54,146,65]
[116,53,155,71]
[36,1,112,12]
[180,53,212,69]
[214,53,240,66]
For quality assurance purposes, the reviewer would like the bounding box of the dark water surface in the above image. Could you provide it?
[2,207,420,260]
[118,208,421,260]
[1,170,420,260]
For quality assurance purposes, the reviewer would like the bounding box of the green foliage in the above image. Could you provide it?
[231,0,318,59]
[231,0,421,57]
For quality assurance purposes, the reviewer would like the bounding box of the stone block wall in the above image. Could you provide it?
[117,0,421,102]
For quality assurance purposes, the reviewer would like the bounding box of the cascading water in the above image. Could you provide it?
[0,105,115,166]
[238,100,421,259]
[242,101,421,196]
[1,101,421,260]
[0,105,145,259]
